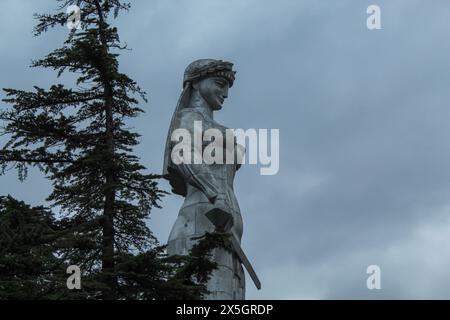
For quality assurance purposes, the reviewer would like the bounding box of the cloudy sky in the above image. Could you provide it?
[2,0,450,299]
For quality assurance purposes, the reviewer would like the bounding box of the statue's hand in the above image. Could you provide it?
[210,193,228,208]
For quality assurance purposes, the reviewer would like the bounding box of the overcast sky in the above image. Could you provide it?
[2,0,450,299]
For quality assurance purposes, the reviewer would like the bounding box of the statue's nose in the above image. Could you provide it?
[223,86,229,98]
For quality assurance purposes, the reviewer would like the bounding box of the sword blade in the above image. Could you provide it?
[230,236,262,290]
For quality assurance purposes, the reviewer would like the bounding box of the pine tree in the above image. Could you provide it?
[0,0,226,300]
[0,195,65,299]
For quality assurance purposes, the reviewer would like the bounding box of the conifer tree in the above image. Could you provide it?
[0,196,65,299]
[0,0,227,299]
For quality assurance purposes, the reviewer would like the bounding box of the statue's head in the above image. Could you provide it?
[183,59,236,111]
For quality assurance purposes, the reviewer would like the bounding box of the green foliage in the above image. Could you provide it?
[0,196,64,299]
[0,0,220,300]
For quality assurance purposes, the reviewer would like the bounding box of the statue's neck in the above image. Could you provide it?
[189,90,213,120]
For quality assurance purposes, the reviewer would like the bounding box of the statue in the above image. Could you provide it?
[163,59,260,300]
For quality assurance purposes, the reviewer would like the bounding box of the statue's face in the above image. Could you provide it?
[197,77,230,111]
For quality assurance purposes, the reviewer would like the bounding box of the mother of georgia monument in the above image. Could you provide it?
[163,59,260,300]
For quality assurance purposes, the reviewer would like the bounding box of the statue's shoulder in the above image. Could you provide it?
[178,108,206,119]
[176,108,211,126]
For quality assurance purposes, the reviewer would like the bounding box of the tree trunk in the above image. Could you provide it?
[94,0,117,300]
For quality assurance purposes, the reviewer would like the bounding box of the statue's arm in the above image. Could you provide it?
[176,163,221,202]
[171,110,223,203]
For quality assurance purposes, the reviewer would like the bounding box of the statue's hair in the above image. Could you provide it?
[183,59,236,88]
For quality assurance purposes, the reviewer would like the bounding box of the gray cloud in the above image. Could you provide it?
[1,0,450,299]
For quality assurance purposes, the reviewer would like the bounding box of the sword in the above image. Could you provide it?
[205,208,262,290]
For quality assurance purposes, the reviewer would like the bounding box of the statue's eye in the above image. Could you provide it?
[215,80,225,87]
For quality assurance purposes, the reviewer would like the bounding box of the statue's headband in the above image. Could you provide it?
[183,59,236,88]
